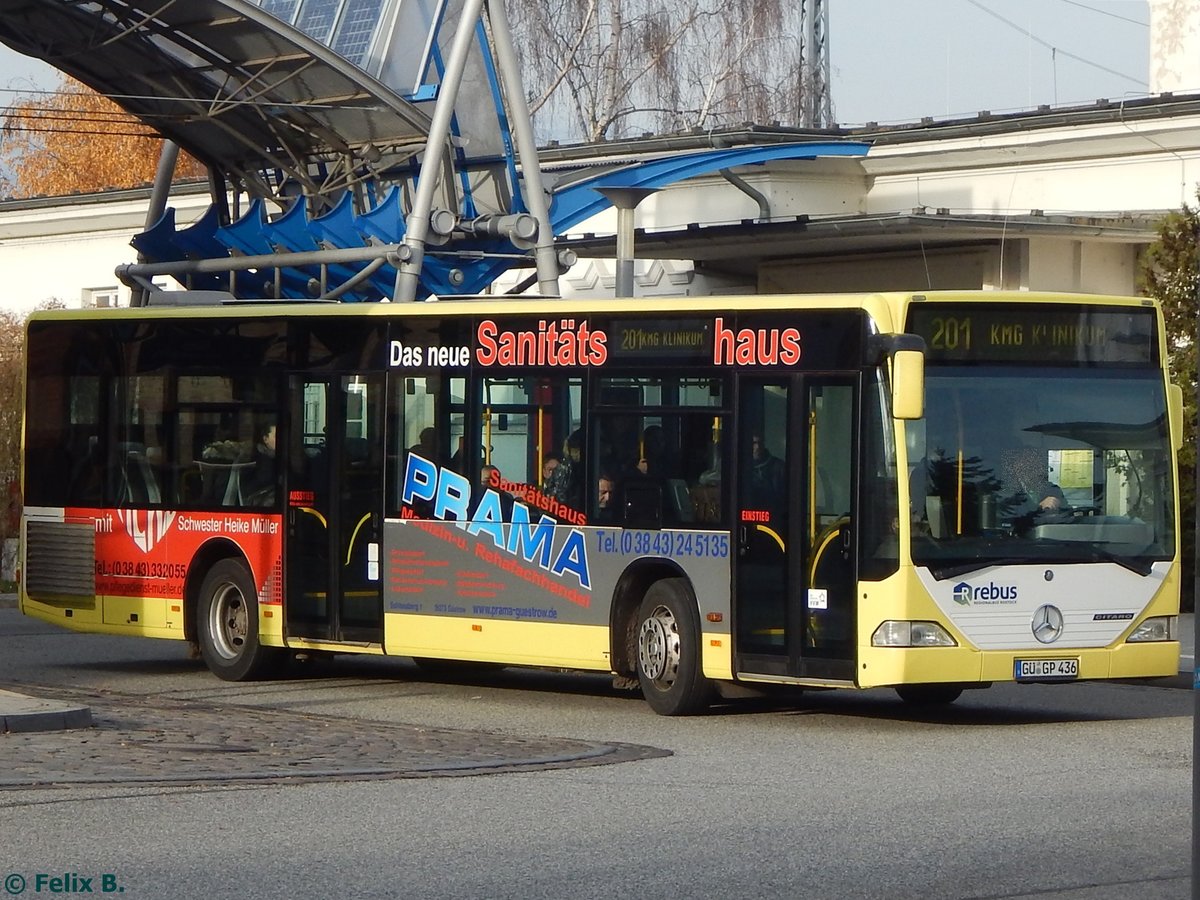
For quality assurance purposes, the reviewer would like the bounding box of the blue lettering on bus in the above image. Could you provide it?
[507,504,556,568]
[403,454,437,503]
[466,491,506,545]
[552,531,590,590]
[401,454,471,521]
[401,454,592,591]
[435,469,471,521]
[952,580,1017,605]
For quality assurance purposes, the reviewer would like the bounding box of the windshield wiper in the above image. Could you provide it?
[928,558,1030,581]
[1085,548,1154,576]
[925,549,1154,581]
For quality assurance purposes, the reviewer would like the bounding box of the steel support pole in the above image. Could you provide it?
[132,140,180,306]
[486,0,561,296]
[615,205,636,299]
[597,187,656,299]
[394,0,486,301]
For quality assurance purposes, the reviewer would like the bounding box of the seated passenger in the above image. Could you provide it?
[594,471,619,523]
[409,427,439,463]
[472,463,513,520]
[541,452,562,490]
[241,422,277,506]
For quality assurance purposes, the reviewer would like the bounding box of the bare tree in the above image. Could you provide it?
[0,299,64,544]
[0,309,22,493]
[510,0,801,143]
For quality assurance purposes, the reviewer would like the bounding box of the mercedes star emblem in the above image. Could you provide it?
[1031,604,1065,644]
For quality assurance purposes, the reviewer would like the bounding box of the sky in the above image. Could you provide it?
[0,0,1154,129]
[827,0,1151,125]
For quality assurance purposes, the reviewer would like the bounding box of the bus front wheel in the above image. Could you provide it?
[197,558,280,681]
[636,578,712,716]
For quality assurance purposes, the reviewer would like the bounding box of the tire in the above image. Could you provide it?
[197,558,281,681]
[636,578,712,716]
[895,684,963,706]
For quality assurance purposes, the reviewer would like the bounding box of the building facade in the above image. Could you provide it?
[2,94,1200,313]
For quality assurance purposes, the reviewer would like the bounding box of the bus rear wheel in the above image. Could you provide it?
[197,558,281,681]
[636,578,712,716]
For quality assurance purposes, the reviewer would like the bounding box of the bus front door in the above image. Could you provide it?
[734,376,857,682]
[285,375,385,645]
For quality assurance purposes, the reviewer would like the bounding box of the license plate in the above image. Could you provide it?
[1014,658,1079,681]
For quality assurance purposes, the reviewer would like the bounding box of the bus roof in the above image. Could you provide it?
[28,290,1154,330]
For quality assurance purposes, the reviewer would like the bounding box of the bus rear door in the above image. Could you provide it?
[285,374,385,645]
[734,375,857,682]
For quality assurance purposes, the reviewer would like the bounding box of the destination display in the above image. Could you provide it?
[609,318,712,361]
[907,304,1157,365]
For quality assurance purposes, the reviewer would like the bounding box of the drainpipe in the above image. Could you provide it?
[719,167,770,222]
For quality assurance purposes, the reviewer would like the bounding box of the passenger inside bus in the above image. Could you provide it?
[545,430,583,509]
[241,421,277,506]
[69,434,104,504]
[746,434,784,512]
[473,463,513,519]
[633,424,666,478]
[540,452,561,490]
[594,471,619,523]
[408,426,439,463]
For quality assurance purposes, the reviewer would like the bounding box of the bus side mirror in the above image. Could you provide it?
[871,333,925,420]
[1169,382,1184,452]
[891,349,925,420]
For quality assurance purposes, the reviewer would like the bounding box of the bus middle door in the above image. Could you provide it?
[734,375,857,682]
[286,374,384,645]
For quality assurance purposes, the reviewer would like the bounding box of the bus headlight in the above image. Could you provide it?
[872,621,957,647]
[1126,616,1177,643]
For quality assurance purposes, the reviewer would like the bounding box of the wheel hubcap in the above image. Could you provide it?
[209,583,248,660]
[638,604,680,687]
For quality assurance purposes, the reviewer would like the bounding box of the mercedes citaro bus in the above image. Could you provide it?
[20,291,1181,714]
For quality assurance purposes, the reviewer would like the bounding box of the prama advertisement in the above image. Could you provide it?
[65,507,284,605]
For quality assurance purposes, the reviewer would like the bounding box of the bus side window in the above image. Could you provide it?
[113,442,161,505]
[68,434,104,504]
[390,375,451,519]
[594,411,727,528]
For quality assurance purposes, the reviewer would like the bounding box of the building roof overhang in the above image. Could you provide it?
[559,211,1160,275]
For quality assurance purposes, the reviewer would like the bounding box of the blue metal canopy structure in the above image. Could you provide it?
[0,0,869,301]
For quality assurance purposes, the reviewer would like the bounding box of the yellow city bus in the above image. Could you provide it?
[19,291,1181,714]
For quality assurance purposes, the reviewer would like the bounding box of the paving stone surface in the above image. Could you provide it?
[0,683,668,788]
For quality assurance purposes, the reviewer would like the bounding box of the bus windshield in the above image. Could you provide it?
[908,366,1174,577]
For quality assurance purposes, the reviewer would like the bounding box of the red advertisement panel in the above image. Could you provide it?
[65,507,284,604]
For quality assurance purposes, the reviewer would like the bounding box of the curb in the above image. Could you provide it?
[0,690,93,734]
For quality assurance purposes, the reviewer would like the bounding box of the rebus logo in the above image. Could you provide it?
[117,509,177,554]
[952,580,1018,606]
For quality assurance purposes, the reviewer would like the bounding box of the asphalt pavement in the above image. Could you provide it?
[0,593,672,785]
[0,592,1192,787]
